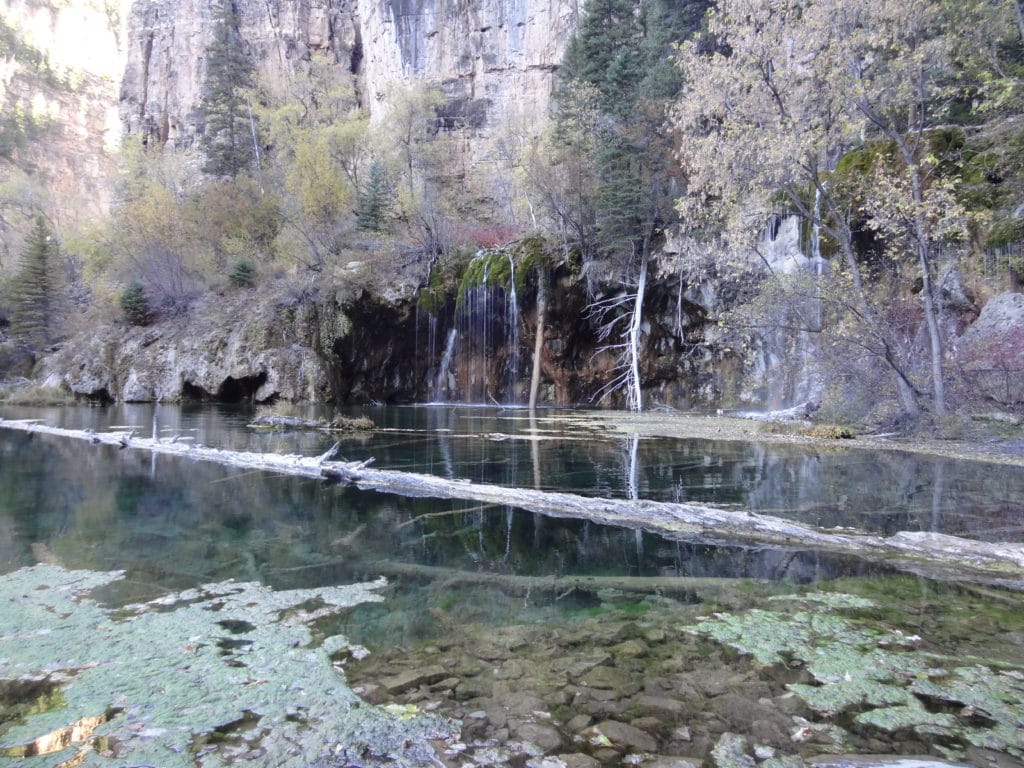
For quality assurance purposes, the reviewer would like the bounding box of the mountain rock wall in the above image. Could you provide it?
[121,0,578,155]
[0,0,128,226]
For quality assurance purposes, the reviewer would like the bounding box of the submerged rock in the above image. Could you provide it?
[585,720,658,752]
[381,666,451,695]
[711,733,757,768]
[807,758,972,768]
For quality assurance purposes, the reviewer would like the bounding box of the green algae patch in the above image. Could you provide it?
[0,565,457,767]
[693,593,1024,759]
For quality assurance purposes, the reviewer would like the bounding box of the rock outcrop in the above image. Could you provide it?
[957,291,1024,405]
[0,0,126,222]
[38,290,330,403]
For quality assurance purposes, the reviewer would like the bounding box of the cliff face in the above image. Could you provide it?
[0,0,128,224]
[121,0,577,154]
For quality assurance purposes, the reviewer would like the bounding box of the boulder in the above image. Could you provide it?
[0,334,34,380]
[585,720,658,752]
[957,292,1024,404]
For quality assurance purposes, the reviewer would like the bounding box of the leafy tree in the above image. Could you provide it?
[673,0,1013,417]
[107,140,207,313]
[256,53,369,268]
[382,82,448,255]
[200,3,257,177]
[10,216,58,346]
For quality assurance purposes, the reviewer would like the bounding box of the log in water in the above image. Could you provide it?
[2,417,1022,589]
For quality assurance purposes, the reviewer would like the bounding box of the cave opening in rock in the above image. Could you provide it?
[216,373,268,404]
[78,388,112,405]
[181,381,212,401]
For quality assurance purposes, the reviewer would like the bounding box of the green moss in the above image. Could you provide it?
[317,305,352,357]
[457,250,512,307]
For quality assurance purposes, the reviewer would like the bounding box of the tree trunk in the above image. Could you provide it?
[821,187,921,416]
[528,270,548,411]
[917,241,947,416]
[627,240,649,412]
[894,132,946,416]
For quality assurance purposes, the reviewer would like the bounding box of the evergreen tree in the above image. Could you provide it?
[556,0,710,257]
[357,159,390,232]
[11,216,58,346]
[200,3,257,177]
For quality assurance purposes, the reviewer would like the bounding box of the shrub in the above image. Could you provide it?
[120,283,151,326]
[229,260,255,288]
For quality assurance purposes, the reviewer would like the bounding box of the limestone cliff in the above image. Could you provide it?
[0,0,128,227]
[121,0,578,156]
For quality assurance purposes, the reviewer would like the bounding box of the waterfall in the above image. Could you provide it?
[434,327,458,402]
[758,212,827,408]
[506,253,520,403]
[793,188,827,406]
[459,255,493,403]
[452,249,524,404]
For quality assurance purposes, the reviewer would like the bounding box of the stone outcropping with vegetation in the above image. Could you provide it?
[36,289,331,403]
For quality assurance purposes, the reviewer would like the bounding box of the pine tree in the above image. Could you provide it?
[557,0,708,257]
[357,159,389,232]
[200,3,257,177]
[11,216,58,346]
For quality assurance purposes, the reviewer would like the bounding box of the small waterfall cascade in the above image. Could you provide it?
[459,255,496,403]
[454,249,524,404]
[505,253,521,401]
[433,327,458,402]
[414,305,440,401]
[794,188,827,404]
[756,211,828,408]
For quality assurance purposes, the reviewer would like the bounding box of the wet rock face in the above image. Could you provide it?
[329,294,422,404]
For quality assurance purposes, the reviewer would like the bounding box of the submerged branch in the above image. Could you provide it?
[372,560,742,597]
[2,418,1023,589]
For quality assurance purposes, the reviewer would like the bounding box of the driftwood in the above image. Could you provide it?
[2,418,1024,590]
[735,400,820,422]
[248,414,374,431]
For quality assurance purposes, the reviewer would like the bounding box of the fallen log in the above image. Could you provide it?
[372,560,743,598]
[2,418,1023,589]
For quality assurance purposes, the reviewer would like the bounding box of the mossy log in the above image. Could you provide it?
[2,418,1023,590]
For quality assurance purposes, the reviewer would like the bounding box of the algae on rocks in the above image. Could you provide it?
[0,565,456,767]
[692,593,1024,759]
